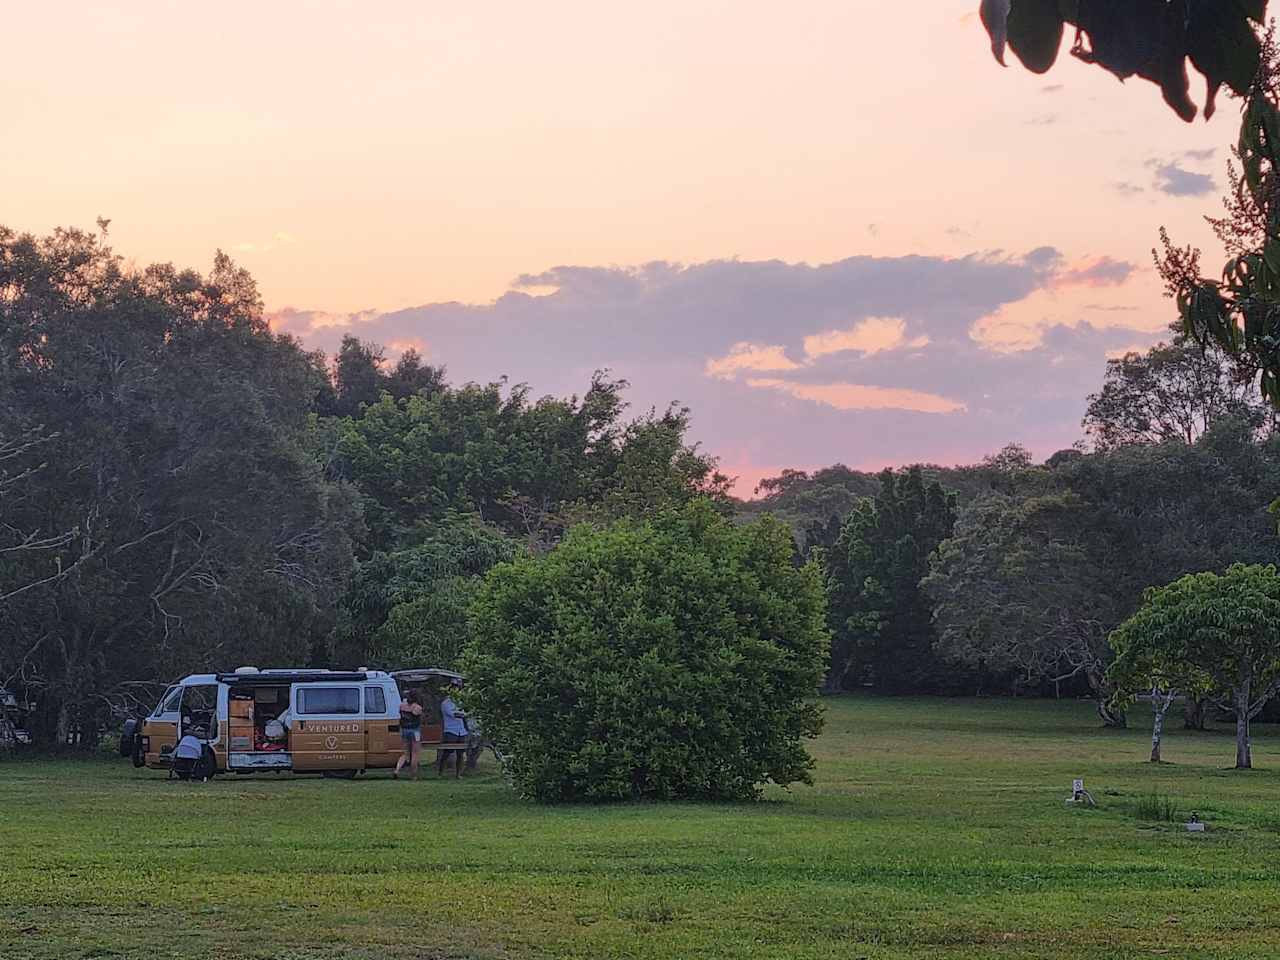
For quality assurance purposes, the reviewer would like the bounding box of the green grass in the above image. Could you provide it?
[4,696,1280,959]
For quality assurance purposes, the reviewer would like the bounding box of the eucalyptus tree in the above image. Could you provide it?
[0,226,359,744]
[1083,338,1271,450]
[924,491,1129,723]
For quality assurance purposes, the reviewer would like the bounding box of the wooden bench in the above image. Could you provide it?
[429,741,470,778]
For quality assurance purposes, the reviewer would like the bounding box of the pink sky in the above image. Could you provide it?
[3,1,1242,490]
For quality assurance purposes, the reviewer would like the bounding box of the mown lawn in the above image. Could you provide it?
[3,696,1280,959]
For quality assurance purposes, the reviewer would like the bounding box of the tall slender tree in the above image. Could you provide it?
[825,468,957,693]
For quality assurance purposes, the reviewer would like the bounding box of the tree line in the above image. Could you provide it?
[748,337,1280,727]
[8,140,1280,765]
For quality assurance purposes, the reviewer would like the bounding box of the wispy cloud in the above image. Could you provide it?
[803,316,928,359]
[705,342,800,380]
[1150,160,1215,197]
[1052,256,1135,288]
[746,378,965,414]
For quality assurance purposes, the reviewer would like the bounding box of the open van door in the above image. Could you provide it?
[143,685,181,766]
[290,682,366,773]
[391,668,463,744]
[361,682,402,768]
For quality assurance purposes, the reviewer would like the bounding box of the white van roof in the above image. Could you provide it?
[176,669,394,685]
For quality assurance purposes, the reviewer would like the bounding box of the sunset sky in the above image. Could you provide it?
[5,1,1241,491]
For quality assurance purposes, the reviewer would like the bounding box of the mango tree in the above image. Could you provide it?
[1107,626,1214,763]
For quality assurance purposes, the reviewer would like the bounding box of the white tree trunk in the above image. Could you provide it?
[1236,680,1252,770]
[1150,690,1175,763]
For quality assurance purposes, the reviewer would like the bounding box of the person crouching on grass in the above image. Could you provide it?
[394,689,424,780]
[437,678,468,777]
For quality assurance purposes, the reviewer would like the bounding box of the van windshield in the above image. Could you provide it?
[152,686,180,717]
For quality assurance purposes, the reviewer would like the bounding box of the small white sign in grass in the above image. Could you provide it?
[1066,778,1096,807]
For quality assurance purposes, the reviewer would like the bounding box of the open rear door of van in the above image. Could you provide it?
[391,668,462,744]
[289,681,366,772]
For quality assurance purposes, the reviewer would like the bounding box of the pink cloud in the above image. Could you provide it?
[704,342,800,380]
[1051,256,1135,289]
[803,316,929,359]
[267,307,380,337]
[746,378,965,414]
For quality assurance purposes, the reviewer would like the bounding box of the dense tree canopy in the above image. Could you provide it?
[325,335,447,418]
[461,501,829,802]
[925,491,1125,719]
[332,515,516,669]
[0,228,358,744]
[332,374,728,555]
[926,417,1280,718]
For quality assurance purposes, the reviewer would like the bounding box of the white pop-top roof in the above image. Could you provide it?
[176,669,394,685]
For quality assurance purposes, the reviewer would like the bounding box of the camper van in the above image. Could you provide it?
[122,666,462,778]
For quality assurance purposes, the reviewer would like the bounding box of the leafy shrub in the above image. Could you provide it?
[462,500,829,802]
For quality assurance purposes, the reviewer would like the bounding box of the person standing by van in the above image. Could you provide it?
[394,689,424,780]
[436,679,468,776]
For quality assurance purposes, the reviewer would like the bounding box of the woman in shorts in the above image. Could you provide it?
[393,689,424,780]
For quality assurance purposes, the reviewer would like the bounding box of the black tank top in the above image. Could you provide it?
[400,705,422,731]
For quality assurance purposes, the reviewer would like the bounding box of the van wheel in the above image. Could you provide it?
[322,769,359,780]
[131,736,146,768]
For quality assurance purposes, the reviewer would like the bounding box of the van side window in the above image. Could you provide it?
[364,687,386,715]
[153,687,181,717]
[297,687,360,715]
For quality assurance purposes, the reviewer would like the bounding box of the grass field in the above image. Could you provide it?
[4,696,1280,959]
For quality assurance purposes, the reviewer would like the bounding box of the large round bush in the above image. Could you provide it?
[462,500,829,802]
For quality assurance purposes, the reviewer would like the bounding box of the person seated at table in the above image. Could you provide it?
[436,679,468,776]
